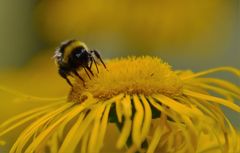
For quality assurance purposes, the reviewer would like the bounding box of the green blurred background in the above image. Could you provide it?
[0,0,239,126]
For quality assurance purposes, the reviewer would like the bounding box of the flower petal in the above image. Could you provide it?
[88,104,105,153]
[25,103,87,153]
[132,95,144,148]
[140,95,152,141]
[58,113,85,153]
[95,103,112,152]
[116,95,132,149]
[0,102,63,137]
[194,78,240,95]
[183,90,240,112]
[116,99,123,123]
[10,102,73,153]
[181,67,240,80]
[153,94,201,116]
[193,83,240,100]
[146,116,165,153]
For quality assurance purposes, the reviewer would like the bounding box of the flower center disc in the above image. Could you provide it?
[69,56,183,101]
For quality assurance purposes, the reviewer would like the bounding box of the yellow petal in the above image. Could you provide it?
[132,95,144,148]
[96,103,112,152]
[25,103,87,153]
[153,94,201,116]
[116,99,123,123]
[181,67,240,80]
[0,101,63,130]
[183,89,240,112]
[88,104,105,153]
[10,102,73,153]
[80,125,91,153]
[58,103,99,153]
[140,95,152,141]
[122,95,132,118]
[0,85,67,101]
[195,78,240,95]
[116,119,132,149]
[116,95,132,149]
[194,83,240,100]
[0,108,48,137]
[58,113,85,153]
[146,119,163,153]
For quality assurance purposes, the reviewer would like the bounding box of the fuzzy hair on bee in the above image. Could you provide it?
[54,39,107,87]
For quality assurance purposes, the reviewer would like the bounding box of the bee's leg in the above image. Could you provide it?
[83,67,92,79]
[92,56,99,73]
[64,77,73,87]
[90,50,107,69]
[59,69,73,87]
[73,70,85,86]
[89,57,93,69]
[85,66,94,76]
[89,56,99,73]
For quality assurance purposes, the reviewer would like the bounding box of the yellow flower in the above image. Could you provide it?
[0,56,240,153]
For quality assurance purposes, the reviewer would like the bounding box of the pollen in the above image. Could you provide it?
[69,56,183,101]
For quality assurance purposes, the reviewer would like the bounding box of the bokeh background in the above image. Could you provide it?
[1,0,240,70]
[0,0,239,151]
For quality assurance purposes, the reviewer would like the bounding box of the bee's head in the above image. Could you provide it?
[54,40,89,65]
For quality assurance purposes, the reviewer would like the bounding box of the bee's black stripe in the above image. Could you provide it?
[59,39,76,54]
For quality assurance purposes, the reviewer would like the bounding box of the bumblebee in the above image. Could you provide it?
[54,40,107,87]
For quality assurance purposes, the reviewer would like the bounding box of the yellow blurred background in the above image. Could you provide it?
[0,0,239,70]
[0,1,239,151]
